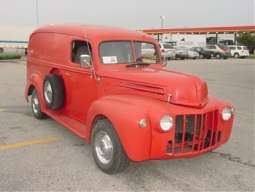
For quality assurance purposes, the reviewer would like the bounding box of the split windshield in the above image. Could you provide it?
[100,41,159,65]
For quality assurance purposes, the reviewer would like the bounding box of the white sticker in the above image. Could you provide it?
[103,56,118,64]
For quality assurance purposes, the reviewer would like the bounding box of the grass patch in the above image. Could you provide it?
[0,53,22,60]
[248,54,255,59]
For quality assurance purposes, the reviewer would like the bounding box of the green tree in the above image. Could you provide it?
[237,32,255,53]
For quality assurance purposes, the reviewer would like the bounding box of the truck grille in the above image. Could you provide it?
[167,110,220,154]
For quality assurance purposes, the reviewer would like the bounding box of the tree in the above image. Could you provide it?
[237,32,255,53]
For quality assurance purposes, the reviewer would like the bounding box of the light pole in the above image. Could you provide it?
[160,16,166,29]
[35,0,39,26]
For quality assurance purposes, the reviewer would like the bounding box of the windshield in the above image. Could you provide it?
[163,43,174,49]
[100,41,159,65]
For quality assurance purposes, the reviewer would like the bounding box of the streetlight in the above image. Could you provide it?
[160,16,166,29]
[35,0,39,26]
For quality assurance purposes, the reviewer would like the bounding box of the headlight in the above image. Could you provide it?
[160,115,174,132]
[222,107,234,121]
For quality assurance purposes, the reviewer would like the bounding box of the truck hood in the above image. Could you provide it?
[100,67,208,108]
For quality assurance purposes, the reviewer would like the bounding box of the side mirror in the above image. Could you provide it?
[80,54,91,68]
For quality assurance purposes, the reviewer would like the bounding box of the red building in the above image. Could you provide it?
[141,26,255,45]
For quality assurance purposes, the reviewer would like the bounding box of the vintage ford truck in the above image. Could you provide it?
[25,25,234,174]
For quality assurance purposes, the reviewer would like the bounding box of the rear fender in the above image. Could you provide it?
[86,95,152,161]
[25,72,47,111]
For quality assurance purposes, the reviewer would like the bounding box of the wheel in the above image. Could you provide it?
[234,53,239,58]
[43,74,65,110]
[31,89,47,119]
[215,53,221,59]
[92,119,129,174]
[199,54,204,59]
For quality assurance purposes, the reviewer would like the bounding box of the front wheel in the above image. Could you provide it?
[92,119,129,174]
[215,53,221,59]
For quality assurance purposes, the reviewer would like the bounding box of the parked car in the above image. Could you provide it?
[187,48,199,59]
[191,47,211,59]
[25,25,234,174]
[164,41,177,46]
[228,45,250,58]
[159,43,176,60]
[206,44,231,59]
[174,46,189,59]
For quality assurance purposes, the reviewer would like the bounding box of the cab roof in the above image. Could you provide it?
[32,24,153,41]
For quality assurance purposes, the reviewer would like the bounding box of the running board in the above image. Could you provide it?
[45,111,88,140]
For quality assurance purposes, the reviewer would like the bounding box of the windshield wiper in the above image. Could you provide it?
[126,62,151,68]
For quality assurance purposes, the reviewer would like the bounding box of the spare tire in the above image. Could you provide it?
[43,74,65,110]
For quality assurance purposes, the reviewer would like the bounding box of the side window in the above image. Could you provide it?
[71,40,92,65]
[237,47,242,50]
[207,45,216,49]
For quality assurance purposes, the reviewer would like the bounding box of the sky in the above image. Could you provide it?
[0,0,254,40]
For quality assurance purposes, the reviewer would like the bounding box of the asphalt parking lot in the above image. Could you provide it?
[0,58,254,191]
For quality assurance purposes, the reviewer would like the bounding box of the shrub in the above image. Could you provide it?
[0,53,22,60]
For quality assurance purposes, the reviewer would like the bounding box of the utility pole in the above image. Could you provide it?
[35,0,39,26]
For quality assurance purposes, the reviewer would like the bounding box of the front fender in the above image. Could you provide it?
[86,95,153,161]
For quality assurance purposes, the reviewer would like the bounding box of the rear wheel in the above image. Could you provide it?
[31,89,46,119]
[234,53,239,58]
[92,119,129,174]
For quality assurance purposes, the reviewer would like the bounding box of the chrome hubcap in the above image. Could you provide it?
[44,81,53,104]
[94,131,114,165]
[32,94,39,114]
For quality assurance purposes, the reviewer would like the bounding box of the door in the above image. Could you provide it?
[62,38,98,123]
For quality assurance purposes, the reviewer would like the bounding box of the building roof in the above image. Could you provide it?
[142,26,255,34]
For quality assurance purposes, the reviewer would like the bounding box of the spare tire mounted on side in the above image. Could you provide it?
[43,74,65,110]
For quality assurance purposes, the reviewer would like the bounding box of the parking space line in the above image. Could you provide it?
[0,108,6,112]
[0,136,60,152]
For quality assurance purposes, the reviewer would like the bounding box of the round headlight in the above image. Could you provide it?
[160,115,174,132]
[222,107,233,121]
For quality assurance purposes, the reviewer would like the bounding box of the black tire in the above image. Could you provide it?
[43,74,65,110]
[31,89,47,119]
[215,53,221,59]
[234,53,239,58]
[92,119,129,174]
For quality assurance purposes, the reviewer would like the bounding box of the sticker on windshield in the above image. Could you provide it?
[103,56,118,64]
